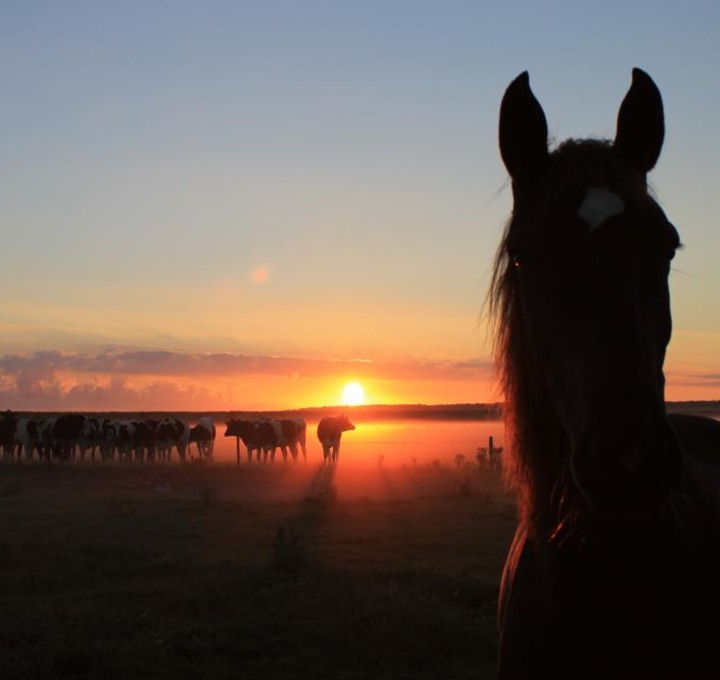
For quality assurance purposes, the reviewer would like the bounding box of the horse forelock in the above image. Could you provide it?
[489,220,567,532]
[546,139,647,203]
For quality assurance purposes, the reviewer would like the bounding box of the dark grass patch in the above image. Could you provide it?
[0,465,514,679]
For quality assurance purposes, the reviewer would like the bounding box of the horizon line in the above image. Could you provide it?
[5,400,719,417]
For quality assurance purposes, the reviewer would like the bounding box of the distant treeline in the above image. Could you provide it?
[666,401,720,416]
[7,403,504,422]
[278,403,506,421]
[6,400,719,422]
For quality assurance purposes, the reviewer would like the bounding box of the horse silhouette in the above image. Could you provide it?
[491,68,720,679]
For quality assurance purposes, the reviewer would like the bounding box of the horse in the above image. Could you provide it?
[491,68,720,679]
[317,414,355,463]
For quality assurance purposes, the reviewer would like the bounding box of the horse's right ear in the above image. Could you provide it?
[499,71,549,180]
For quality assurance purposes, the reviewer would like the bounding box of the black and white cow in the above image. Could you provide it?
[17,417,55,461]
[255,418,307,463]
[190,416,216,461]
[224,418,307,463]
[132,419,159,463]
[317,414,355,463]
[113,420,137,462]
[155,417,190,463]
[98,419,120,462]
[97,418,159,463]
[257,420,281,462]
[0,410,17,461]
[14,418,40,461]
[77,417,101,462]
[278,419,307,462]
[225,419,262,463]
[50,414,88,462]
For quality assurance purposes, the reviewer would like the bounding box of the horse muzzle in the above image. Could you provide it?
[569,414,682,518]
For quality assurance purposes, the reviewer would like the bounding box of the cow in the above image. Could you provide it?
[50,414,88,462]
[98,419,119,462]
[0,410,17,461]
[190,417,216,461]
[225,418,308,464]
[14,418,41,461]
[255,418,308,463]
[155,417,190,462]
[132,419,158,463]
[111,420,137,462]
[223,419,280,463]
[264,420,298,461]
[96,419,158,463]
[35,418,56,462]
[257,419,283,462]
[279,419,307,462]
[317,414,355,463]
[225,419,262,463]
[77,417,101,462]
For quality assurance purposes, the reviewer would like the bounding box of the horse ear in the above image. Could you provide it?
[499,71,549,180]
[614,68,664,173]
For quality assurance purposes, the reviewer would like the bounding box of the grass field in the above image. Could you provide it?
[0,461,516,679]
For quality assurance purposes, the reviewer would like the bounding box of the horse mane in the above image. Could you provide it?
[488,138,651,534]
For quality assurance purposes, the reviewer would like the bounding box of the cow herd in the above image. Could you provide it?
[0,411,356,465]
[0,411,215,464]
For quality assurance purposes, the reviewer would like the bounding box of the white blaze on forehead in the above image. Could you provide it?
[578,187,625,230]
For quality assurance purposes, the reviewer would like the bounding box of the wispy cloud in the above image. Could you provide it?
[673,373,720,388]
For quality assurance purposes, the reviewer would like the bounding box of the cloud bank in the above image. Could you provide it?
[0,349,495,411]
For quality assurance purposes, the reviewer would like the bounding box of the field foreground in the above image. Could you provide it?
[0,461,516,679]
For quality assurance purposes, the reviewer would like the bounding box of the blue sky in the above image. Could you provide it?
[1,1,719,409]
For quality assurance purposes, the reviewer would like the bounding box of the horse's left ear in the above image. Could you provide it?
[614,68,665,173]
[499,71,549,180]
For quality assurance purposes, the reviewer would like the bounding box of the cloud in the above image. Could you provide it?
[674,373,720,388]
[0,349,495,411]
[0,375,221,412]
[0,350,493,380]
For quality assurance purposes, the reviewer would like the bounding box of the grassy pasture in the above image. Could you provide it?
[0,462,516,679]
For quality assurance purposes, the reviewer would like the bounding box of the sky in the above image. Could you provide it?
[1,1,719,411]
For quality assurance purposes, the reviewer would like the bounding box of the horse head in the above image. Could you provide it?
[495,69,682,521]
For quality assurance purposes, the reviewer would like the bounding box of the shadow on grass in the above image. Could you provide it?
[0,465,509,679]
[1,558,499,679]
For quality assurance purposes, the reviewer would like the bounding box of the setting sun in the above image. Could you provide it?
[341,382,366,406]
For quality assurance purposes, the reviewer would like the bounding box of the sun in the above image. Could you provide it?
[340,382,365,406]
